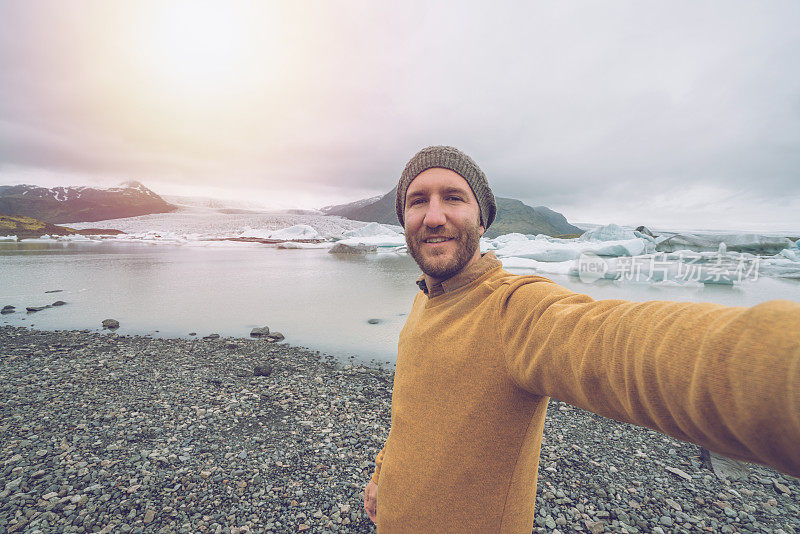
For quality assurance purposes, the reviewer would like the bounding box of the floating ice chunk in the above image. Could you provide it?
[336,234,406,248]
[0,235,18,241]
[19,234,60,243]
[500,257,576,276]
[494,236,652,262]
[268,224,322,240]
[239,224,322,240]
[342,222,401,238]
[778,248,800,261]
[56,234,96,242]
[277,241,333,249]
[579,224,637,242]
[656,233,793,254]
[479,237,496,251]
[491,233,532,244]
[759,248,800,278]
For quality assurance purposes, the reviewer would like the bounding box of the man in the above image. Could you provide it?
[363,146,800,533]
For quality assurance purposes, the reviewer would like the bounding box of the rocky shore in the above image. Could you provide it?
[1,326,798,534]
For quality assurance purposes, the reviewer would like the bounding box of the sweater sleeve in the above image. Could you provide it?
[498,277,800,476]
[371,446,386,484]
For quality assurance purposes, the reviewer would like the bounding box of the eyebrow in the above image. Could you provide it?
[407,186,471,198]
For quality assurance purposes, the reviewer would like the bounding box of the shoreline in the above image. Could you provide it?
[1,326,798,533]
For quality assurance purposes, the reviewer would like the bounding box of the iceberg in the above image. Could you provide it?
[655,233,793,254]
[335,234,406,248]
[277,241,333,249]
[579,224,638,242]
[491,233,653,262]
[269,224,322,240]
[341,222,402,238]
[0,235,17,241]
[500,257,576,276]
[239,224,323,241]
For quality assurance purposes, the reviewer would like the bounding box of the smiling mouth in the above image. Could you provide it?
[423,237,453,243]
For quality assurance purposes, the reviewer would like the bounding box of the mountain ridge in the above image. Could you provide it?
[0,182,176,223]
[320,187,583,238]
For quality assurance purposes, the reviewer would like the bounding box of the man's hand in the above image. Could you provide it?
[363,480,378,523]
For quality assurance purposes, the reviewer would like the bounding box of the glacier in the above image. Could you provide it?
[12,215,799,283]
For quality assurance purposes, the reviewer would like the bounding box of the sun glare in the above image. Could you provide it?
[135,1,273,100]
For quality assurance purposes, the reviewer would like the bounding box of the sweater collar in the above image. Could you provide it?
[415,251,502,297]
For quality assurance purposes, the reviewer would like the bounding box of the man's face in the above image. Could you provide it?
[404,168,485,285]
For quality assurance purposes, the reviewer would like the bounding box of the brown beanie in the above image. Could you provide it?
[395,146,496,229]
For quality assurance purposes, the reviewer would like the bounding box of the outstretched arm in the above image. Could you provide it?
[499,277,800,476]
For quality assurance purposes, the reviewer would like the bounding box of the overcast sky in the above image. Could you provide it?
[1,1,799,231]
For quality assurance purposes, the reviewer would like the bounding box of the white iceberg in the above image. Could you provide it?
[500,257,576,276]
[277,241,333,249]
[655,233,793,254]
[269,224,322,240]
[579,224,638,242]
[492,234,653,262]
[336,234,407,248]
[0,235,18,241]
[778,248,800,261]
[342,222,401,238]
[491,233,533,244]
[239,224,323,241]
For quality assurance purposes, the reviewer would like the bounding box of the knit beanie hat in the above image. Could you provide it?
[395,145,496,229]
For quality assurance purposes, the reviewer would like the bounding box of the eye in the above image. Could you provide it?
[408,197,426,206]
[446,195,464,202]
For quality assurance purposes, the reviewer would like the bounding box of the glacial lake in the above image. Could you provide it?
[2,240,800,363]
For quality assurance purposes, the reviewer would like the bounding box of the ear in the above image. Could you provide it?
[478,225,485,237]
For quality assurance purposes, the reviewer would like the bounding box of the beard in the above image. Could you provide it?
[406,221,482,282]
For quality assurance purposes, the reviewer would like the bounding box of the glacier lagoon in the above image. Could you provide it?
[2,234,800,363]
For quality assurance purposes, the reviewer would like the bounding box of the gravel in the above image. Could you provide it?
[1,325,798,533]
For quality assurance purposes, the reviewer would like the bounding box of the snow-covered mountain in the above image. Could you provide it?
[0,181,176,223]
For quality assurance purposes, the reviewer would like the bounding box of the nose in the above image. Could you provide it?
[422,197,446,228]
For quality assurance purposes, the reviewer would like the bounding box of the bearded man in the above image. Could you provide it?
[363,145,800,533]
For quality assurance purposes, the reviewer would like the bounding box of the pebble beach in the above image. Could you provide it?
[1,326,798,534]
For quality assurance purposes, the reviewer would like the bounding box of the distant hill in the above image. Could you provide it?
[0,181,176,223]
[321,187,583,238]
[0,214,125,239]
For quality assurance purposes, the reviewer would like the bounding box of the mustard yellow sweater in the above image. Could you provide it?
[371,252,800,533]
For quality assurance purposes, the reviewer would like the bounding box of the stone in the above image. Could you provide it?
[367,319,382,324]
[267,332,285,342]
[665,498,682,511]
[254,365,272,377]
[585,520,605,534]
[664,466,692,481]
[700,448,751,480]
[1,305,15,314]
[51,301,67,306]
[250,326,270,337]
[203,333,220,340]
[143,509,155,524]
[44,289,63,293]
[102,319,120,329]
[772,479,791,495]
[27,306,48,312]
